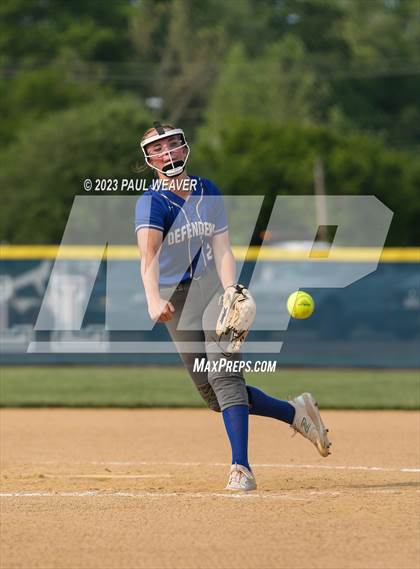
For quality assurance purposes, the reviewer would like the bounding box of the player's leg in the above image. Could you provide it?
[200,275,256,490]
[204,353,256,490]
[246,385,331,457]
[164,279,256,489]
[200,321,253,486]
[161,282,220,411]
[246,385,295,423]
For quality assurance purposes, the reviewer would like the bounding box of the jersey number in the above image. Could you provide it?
[206,243,213,261]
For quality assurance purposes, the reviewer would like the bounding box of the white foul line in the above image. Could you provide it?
[41,474,173,479]
[38,460,420,474]
[1,488,419,501]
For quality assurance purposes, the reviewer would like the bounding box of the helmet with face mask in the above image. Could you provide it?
[140,121,190,178]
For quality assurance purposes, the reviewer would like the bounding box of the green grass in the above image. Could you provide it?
[0,366,419,409]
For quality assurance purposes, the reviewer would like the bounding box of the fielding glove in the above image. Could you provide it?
[216,284,256,353]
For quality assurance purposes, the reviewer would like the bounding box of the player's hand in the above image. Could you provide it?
[148,298,175,322]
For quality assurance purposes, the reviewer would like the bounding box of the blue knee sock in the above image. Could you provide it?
[222,405,250,470]
[246,385,295,424]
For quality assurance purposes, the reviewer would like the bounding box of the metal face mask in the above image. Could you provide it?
[141,122,190,177]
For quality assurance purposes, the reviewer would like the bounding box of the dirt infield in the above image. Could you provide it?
[1,409,419,569]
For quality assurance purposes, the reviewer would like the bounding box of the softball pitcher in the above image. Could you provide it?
[135,122,331,491]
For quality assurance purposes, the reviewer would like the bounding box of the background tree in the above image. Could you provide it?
[198,35,325,148]
[1,0,419,244]
[191,119,420,246]
[0,0,133,145]
[335,0,420,148]
[0,95,151,243]
[129,0,275,128]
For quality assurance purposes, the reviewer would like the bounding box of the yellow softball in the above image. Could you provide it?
[287,290,315,319]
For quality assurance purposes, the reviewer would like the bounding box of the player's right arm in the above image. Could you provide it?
[137,228,174,322]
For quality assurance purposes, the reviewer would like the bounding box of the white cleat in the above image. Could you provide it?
[290,392,331,457]
[225,464,257,491]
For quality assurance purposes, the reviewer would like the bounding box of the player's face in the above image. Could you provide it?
[145,135,187,172]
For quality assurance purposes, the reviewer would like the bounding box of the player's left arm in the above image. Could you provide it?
[212,230,236,290]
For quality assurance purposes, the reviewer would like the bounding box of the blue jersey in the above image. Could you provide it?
[135,176,228,286]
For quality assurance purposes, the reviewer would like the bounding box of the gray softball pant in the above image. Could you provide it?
[160,270,249,412]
